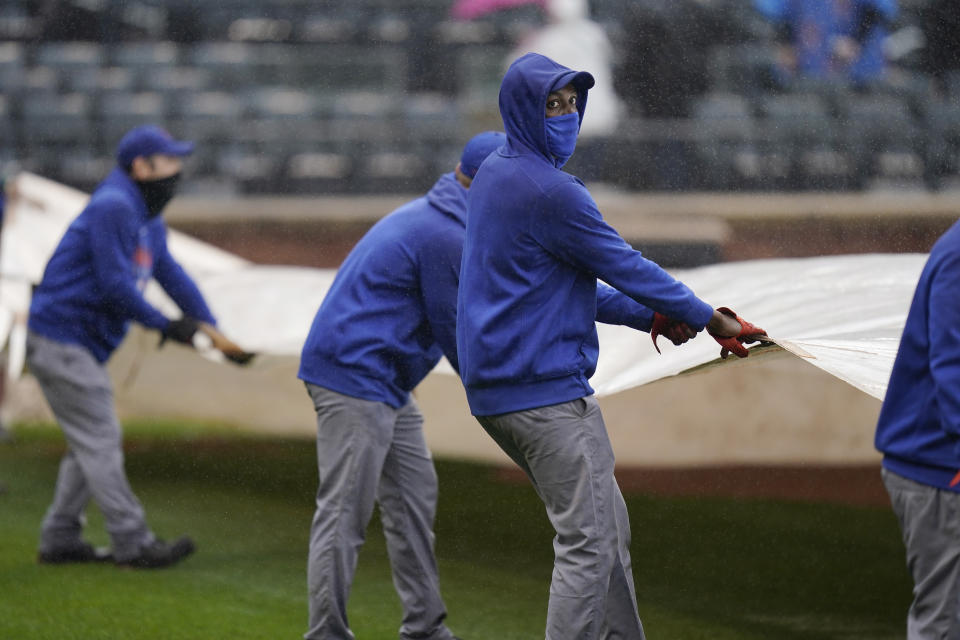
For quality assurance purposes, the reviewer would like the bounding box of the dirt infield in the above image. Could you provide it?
[496,464,888,507]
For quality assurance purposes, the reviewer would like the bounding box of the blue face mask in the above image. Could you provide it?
[545,112,580,168]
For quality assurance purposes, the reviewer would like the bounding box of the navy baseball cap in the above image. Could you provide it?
[459,131,506,179]
[551,69,595,93]
[116,125,195,168]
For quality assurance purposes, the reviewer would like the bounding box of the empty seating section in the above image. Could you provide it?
[1,0,954,193]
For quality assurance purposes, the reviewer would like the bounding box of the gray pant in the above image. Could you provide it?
[304,384,455,640]
[26,331,154,561]
[477,396,645,640]
[883,468,960,640]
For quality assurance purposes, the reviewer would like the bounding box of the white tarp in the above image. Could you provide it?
[1,172,925,403]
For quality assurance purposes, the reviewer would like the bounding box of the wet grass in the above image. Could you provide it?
[0,421,911,639]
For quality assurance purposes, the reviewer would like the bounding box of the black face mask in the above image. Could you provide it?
[136,173,181,217]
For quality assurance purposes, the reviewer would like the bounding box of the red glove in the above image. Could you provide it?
[650,312,694,354]
[708,307,766,359]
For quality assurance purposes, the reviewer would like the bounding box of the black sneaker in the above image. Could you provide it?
[116,536,196,569]
[38,542,113,565]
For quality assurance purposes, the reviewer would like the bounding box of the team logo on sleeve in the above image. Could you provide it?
[133,228,154,291]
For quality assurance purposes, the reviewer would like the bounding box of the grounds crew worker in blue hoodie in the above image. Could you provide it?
[297,131,505,640]
[27,125,245,569]
[457,53,766,640]
[876,220,960,639]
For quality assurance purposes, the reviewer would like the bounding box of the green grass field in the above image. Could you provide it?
[0,421,912,640]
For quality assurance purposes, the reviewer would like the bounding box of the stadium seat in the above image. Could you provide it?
[63,66,136,97]
[756,93,849,190]
[56,153,116,191]
[0,2,32,41]
[0,43,24,95]
[455,44,511,112]
[838,94,923,189]
[282,149,355,194]
[298,44,408,92]
[355,146,432,194]
[147,67,213,98]
[705,43,778,94]
[186,42,261,90]
[0,96,13,149]
[365,14,412,43]
[217,148,281,194]
[294,15,358,43]
[243,87,322,146]
[35,42,105,74]
[691,93,760,190]
[20,66,61,97]
[401,93,460,143]
[922,100,960,190]
[110,42,179,72]
[172,91,244,143]
[96,92,168,152]
[20,93,93,147]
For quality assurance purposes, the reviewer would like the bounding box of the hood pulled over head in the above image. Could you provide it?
[498,53,594,168]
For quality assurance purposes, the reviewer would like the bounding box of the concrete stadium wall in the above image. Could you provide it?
[164,190,960,268]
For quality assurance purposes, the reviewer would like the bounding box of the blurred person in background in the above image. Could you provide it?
[26,125,247,569]
[756,0,898,86]
[297,131,505,640]
[875,219,960,640]
[457,52,765,639]
[509,0,622,135]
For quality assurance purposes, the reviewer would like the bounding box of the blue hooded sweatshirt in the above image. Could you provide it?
[298,172,467,409]
[457,53,714,416]
[876,219,960,492]
[28,167,216,363]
